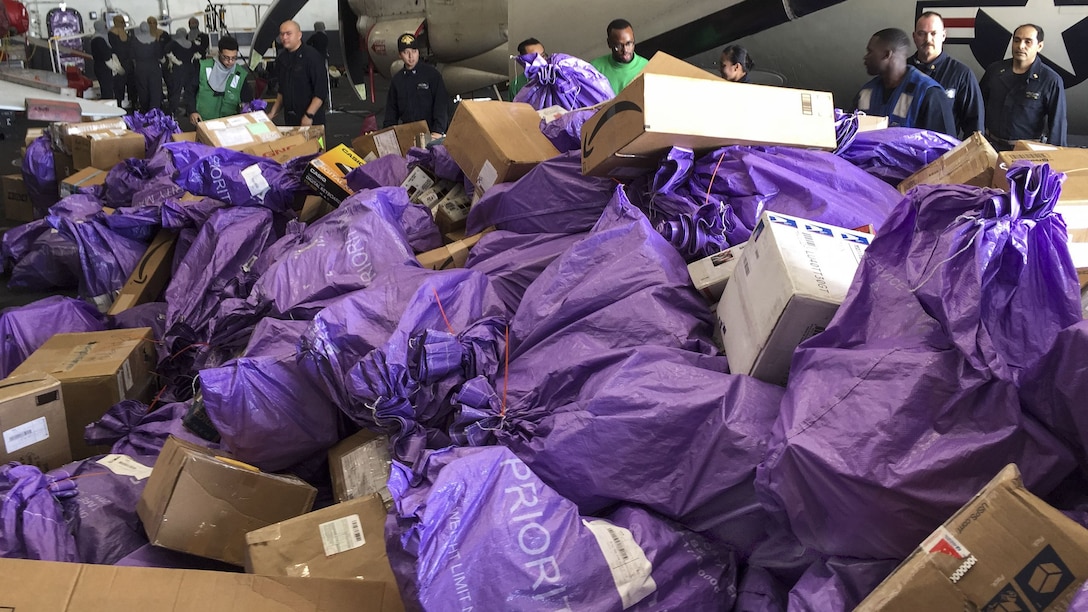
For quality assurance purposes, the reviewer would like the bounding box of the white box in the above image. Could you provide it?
[687,242,746,302]
[717,212,872,385]
[400,166,435,204]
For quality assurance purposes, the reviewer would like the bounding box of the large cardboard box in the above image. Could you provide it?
[1013,140,1060,152]
[2,173,33,222]
[71,129,146,170]
[717,212,871,385]
[0,557,386,611]
[416,230,491,270]
[53,117,128,152]
[581,52,836,178]
[328,429,392,505]
[303,144,365,205]
[243,133,322,163]
[898,132,997,193]
[59,166,108,198]
[351,120,430,159]
[196,111,281,150]
[445,101,560,198]
[10,328,157,460]
[857,464,1088,612]
[686,242,747,302]
[107,229,178,315]
[138,436,318,566]
[298,194,336,224]
[245,494,404,611]
[0,374,70,471]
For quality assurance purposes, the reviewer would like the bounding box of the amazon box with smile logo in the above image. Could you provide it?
[580,52,836,178]
[107,229,178,315]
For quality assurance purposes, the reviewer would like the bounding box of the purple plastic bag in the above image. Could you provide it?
[406,144,464,183]
[2,219,50,267]
[124,108,182,158]
[161,195,229,230]
[513,52,614,110]
[247,187,421,317]
[103,158,157,208]
[0,296,106,377]
[8,228,81,291]
[787,558,899,612]
[387,446,737,611]
[0,463,79,561]
[735,567,789,612]
[84,400,210,457]
[346,155,409,191]
[837,127,959,184]
[21,135,58,218]
[465,231,584,314]
[107,204,163,242]
[540,107,597,153]
[200,318,341,472]
[1021,319,1088,467]
[466,152,612,235]
[51,454,156,564]
[756,166,1082,560]
[240,98,268,114]
[167,141,307,212]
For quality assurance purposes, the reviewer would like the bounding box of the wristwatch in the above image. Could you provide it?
[304,111,315,119]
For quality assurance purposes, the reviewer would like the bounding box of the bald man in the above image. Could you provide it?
[268,20,328,126]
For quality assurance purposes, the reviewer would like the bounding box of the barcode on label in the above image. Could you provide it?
[318,515,366,557]
[583,519,658,609]
[803,232,817,250]
[3,417,49,453]
[607,526,631,562]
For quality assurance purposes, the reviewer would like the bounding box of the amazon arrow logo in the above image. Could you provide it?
[582,100,644,158]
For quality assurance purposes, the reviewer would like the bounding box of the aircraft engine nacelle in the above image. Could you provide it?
[424,0,506,63]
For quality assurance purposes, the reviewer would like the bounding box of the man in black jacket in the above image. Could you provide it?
[268,20,328,126]
[383,33,449,137]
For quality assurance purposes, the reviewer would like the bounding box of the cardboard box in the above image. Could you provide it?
[138,436,317,566]
[245,495,404,611]
[25,126,44,146]
[898,132,998,193]
[243,133,322,163]
[107,229,178,315]
[581,52,836,178]
[445,100,560,198]
[1013,140,1060,152]
[351,120,429,159]
[71,129,146,171]
[54,116,128,152]
[0,374,70,471]
[0,557,386,611]
[328,429,392,505]
[992,148,1088,207]
[298,195,336,224]
[279,124,326,149]
[856,114,889,132]
[10,328,157,460]
[686,242,747,302]
[717,212,871,385]
[53,148,76,179]
[857,464,1088,612]
[400,166,435,203]
[416,230,491,271]
[303,144,365,205]
[59,166,108,198]
[171,131,198,142]
[2,173,33,223]
[435,188,473,235]
[197,111,281,150]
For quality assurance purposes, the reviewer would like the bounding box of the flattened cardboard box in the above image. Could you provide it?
[2,172,33,223]
[60,166,108,198]
[197,111,281,150]
[416,229,491,271]
[0,373,70,471]
[328,429,393,504]
[107,229,178,315]
[898,132,997,193]
[857,464,1088,612]
[138,436,317,566]
[581,52,836,177]
[351,120,429,159]
[0,557,387,611]
[71,129,146,171]
[10,328,156,460]
[245,494,405,612]
[303,144,365,205]
[445,101,560,198]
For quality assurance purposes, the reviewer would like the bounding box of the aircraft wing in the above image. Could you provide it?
[0,82,125,118]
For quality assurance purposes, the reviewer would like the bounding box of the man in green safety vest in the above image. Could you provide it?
[187,35,251,124]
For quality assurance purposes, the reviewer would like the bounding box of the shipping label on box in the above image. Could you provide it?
[53,116,128,152]
[71,129,146,171]
[857,464,1088,612]
[303,144,365,205]
[717,212,871,385]
[401,166,435,203]
[0,374,70,472]
[107,229,178,315]
[59,166,108,198]
[328,429,393,504]
[687,242,747,302]
[2,173,33,223]
[197,111,281,150]
[138,436,317,566]
[10,328,157,460]
[351,121,429,159]
[898,132,997,193]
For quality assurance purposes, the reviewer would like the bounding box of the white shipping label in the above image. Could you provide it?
[241,164,271,197]
[97,454,153,480]
[216,126,254,148]
[583,519,657,609]
[3,417,49,453]
[373,130,400,159]
[476,160,498,195]
[203,120,226,131]
[319,514,365,557]
[340,439,392,500]
[225,115,251,126]
[117,359,134,397]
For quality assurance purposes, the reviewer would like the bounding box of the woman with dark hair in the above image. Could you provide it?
[719,45,754,83]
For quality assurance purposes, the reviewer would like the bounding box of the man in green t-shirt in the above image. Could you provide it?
[589,18,648,95]
[509,37,546,100]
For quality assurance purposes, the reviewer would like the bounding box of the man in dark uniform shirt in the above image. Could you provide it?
[909,11,984,138]
[188,17,209,60]
[268,20,328,126]
[980,23,1067,149]
[853,28,956,136]
[383,33,449,137]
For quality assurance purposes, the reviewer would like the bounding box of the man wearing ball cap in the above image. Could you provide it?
[384,32,450,138]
